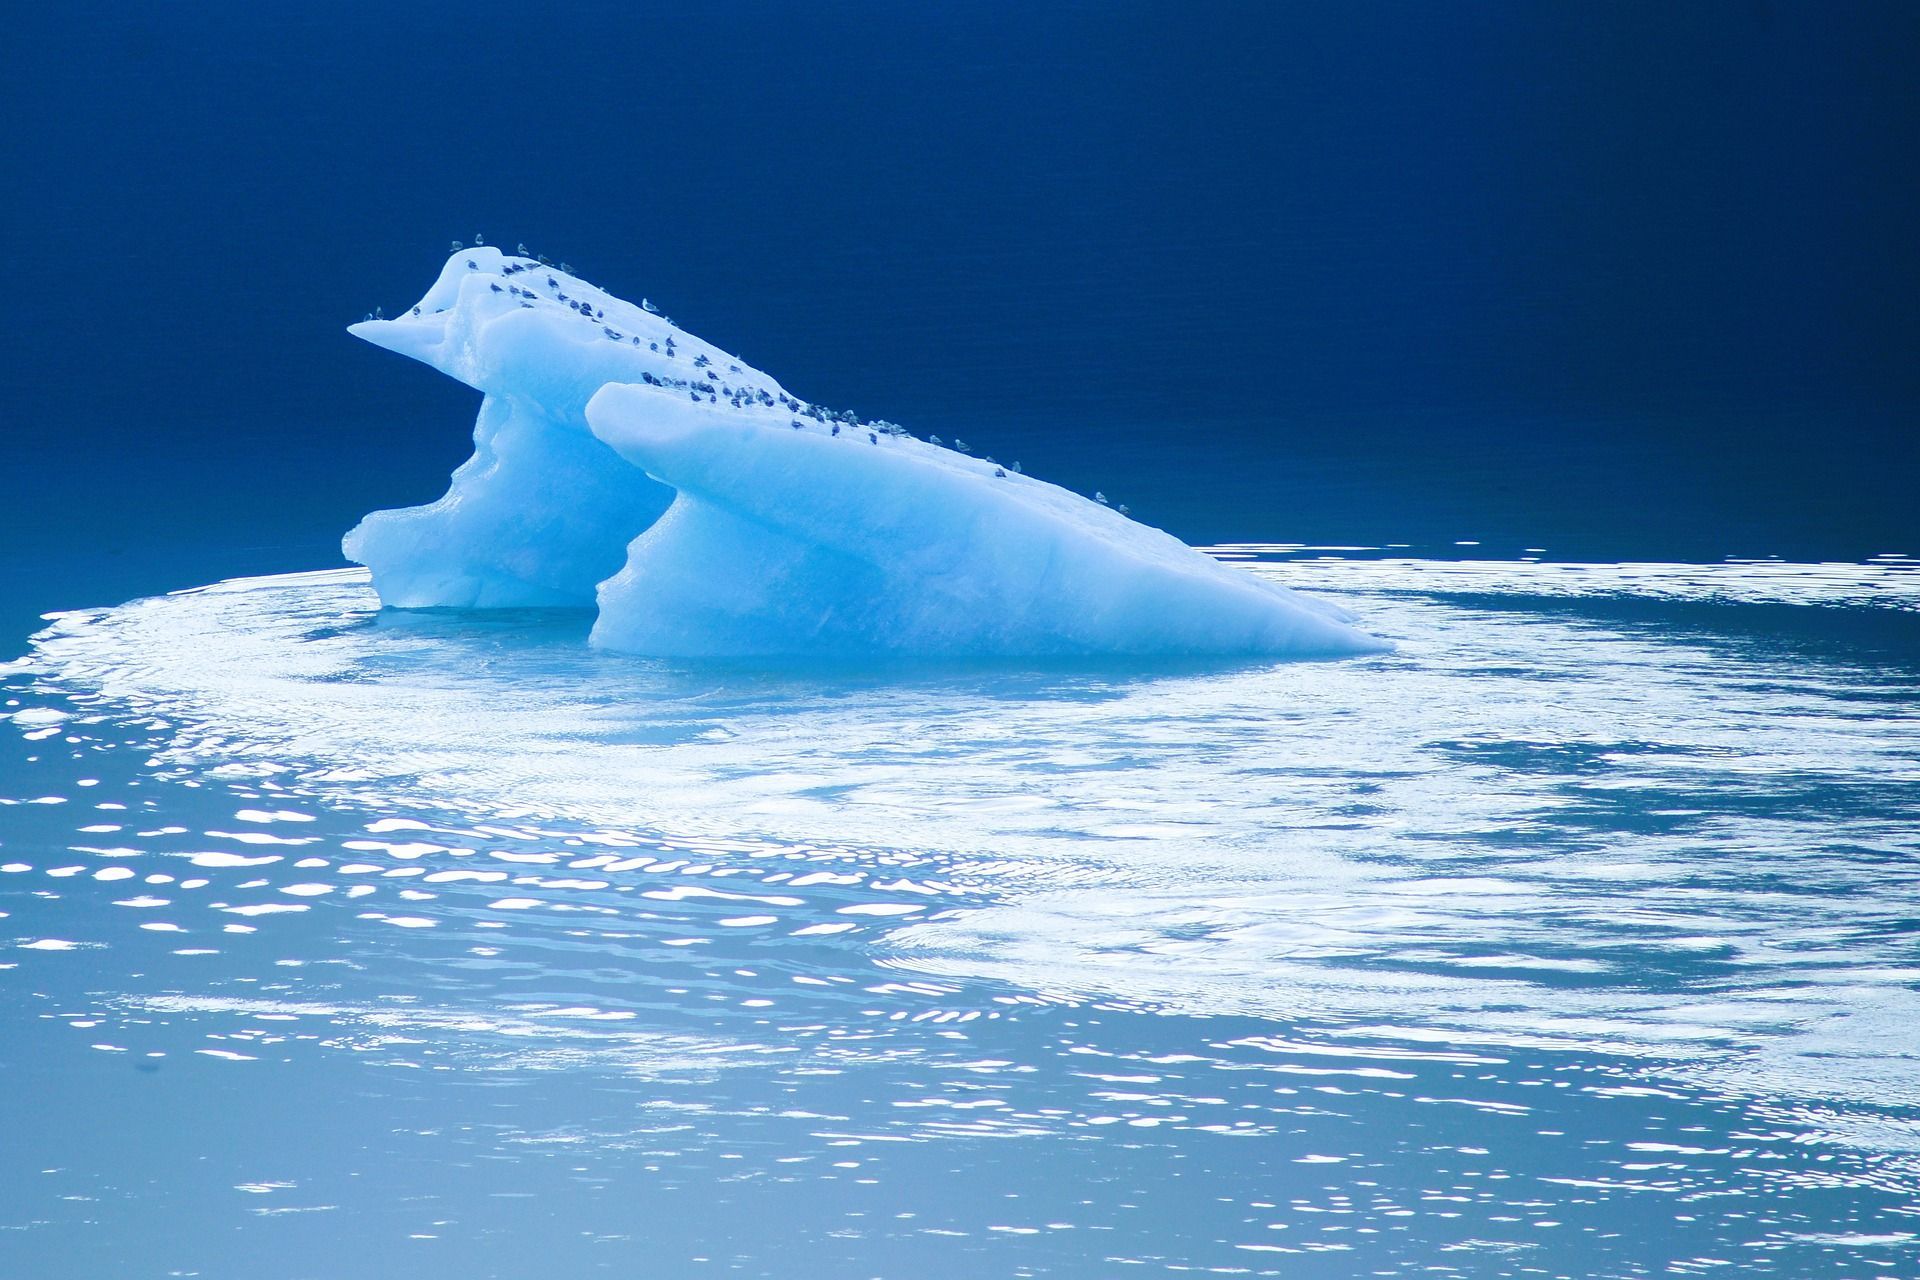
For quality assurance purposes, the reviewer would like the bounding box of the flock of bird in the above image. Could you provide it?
[367,238,1132,518]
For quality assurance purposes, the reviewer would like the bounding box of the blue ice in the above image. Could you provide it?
[347,251,1385,659]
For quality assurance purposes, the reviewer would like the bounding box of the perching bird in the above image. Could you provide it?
[1095,492,1108,505]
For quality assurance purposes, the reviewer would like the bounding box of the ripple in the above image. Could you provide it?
[5,556,1920,1273]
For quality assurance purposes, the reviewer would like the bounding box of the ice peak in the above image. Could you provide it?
[345,250,1386,659]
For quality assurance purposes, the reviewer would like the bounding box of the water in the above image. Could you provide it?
[8,1,1918,1272]
[4,548,1918,1278]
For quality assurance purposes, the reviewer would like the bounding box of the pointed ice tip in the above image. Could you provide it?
[346,316,439,364]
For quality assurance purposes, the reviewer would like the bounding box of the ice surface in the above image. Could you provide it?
[345,248,788,607]
[587,383,1383,657]
[349,250,1384,657]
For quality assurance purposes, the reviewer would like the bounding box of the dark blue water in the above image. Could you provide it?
[4,5,1920,1277]
[4,2,1917,647]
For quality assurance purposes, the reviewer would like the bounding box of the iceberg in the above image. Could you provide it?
[344,247,770,607]
[348,250,1385,659]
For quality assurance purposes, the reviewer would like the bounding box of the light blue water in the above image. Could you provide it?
[4,549,1919,1278]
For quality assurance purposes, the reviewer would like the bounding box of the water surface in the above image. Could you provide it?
[3,549,1918,1278]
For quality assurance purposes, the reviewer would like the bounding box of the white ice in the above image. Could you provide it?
[348,250,1384,659]
[345,247,774,607]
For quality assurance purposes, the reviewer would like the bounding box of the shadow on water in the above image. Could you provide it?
[359,596,1371,689]
[1430,591,1920,668]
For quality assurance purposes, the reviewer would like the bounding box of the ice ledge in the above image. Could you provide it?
[582,382,1386,659]
[343,249,1387,660]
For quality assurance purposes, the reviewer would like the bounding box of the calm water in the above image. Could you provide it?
[4,547,1918,1278]
[8,3,1918,1274]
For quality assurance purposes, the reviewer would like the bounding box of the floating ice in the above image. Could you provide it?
[349,250,1384,658]
[345,248,755,607]
[586,384,1380,657]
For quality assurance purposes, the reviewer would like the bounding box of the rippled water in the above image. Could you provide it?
[4,550,1919,1278]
